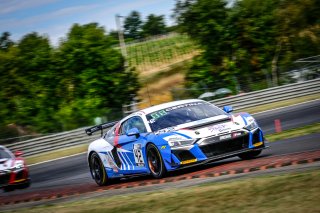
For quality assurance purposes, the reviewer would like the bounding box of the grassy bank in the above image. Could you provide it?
[266,122,320,142]
[26,144,87,165]
[13,169,320,213]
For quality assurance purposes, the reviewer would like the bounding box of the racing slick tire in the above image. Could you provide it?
[238,150,262,160]
[89,152,108,186]
[19,179,31,189]
[146,143,166,178]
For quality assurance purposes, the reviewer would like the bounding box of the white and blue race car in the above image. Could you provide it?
[86,99,266,186]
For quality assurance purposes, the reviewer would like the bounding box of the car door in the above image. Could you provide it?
[116,116,148,173]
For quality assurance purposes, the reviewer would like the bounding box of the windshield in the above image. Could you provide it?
[0,148,12,159]
[146,101,227,132]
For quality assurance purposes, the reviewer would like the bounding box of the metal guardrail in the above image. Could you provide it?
[5,127,100,157]
[4,78,320,157]
[210,78,320,109]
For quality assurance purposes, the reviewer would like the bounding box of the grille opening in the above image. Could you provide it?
[200,135,249,158]
[15,170,24,180]
[0,173,10,185]
[172,150,196,162]
[252,129,261,143]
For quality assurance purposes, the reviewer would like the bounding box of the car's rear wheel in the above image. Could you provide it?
[90,152,108,186]
[238,150,262,160]
[147,143,166,178]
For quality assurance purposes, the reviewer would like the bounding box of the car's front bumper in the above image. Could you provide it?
[0,168,30,188]
[168,128,267,169]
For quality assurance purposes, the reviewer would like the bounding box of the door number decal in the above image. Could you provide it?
[133,144,145,166]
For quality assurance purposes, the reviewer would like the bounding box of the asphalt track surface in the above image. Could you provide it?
[1,100,320,198]
[253,99,320,134]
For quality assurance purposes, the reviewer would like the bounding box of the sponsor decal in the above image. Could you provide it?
[133,144,145,167]
[161,145,166,149]
[195,130,200,135]
[163,134,188,142]
[165,102,203,112]
[219,134,232,140]
[180,159,197,165]
[232,132,242,138]
[208,123,231,133]
[155,127,176,134]
[149,110,167,123]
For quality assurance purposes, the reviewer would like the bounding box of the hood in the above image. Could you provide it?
[161,113,256,140]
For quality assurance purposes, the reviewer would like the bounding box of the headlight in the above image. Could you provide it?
[168,139,197,147]
[244,121,258,131]
[164,135,197,147]
[13,160,24,170]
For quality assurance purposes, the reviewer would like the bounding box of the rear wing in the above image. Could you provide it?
[85,121,118,137]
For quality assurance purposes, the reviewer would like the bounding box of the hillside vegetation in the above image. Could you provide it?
[126,33,199,75]
[123,33,200,109]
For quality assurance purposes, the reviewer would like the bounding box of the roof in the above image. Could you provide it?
[140,99,205,114]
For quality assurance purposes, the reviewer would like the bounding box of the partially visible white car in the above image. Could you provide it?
[0,145,31,192]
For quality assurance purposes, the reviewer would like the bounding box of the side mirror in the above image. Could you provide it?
[126,128,140,137]
[223,105,233,113]
[14,150,23,157]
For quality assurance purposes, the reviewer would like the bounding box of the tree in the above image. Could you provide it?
[142,14,167,37]
[55,23,139,130]
[0,44,19,125]
[0,32,59,133]
[16,33,59,132]
[176,0,320,93]
[108,29,120,45]
[173,0,228,64]
[274,0,320,72]
[226,0,279,89]
[0,32,14,51]
[124,11,143,39]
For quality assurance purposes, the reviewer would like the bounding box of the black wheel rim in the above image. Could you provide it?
[147,147,161,175]
[91,156,102,183]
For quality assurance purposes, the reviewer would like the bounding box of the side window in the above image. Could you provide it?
[119,119,131,135]
[119,116,147,135]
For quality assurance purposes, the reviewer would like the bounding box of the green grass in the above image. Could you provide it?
[266,122,320,142]
[25,144,88,165]
[12,169,320,213]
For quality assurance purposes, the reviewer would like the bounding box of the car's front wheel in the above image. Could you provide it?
[89,152,108,186]
[18,179,31,189]
[147,143,166,178]
[238,150,262,160]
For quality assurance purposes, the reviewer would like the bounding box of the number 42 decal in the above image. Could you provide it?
[133,144,145,166]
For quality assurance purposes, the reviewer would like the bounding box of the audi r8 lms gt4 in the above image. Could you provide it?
[0,145,31,192]
[86,99,267,186]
